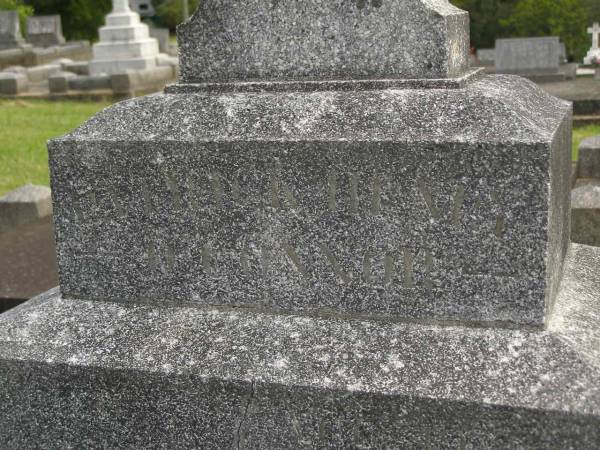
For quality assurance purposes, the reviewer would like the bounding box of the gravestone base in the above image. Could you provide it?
[0,244,599,448]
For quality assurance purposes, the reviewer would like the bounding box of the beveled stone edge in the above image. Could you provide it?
[164,68,486,94]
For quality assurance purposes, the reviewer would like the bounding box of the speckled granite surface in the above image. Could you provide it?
[0,243,599,448]
[177,0,470,82]
[48,75,571,328]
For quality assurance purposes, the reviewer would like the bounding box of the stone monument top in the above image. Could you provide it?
[0,10,28,50]
[177,0,471,83]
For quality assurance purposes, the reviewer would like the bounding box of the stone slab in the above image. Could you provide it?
[496,37,561,75]
[149,27,169,53]
[0,72,28,95]
[0,243,598,447]
[578,134,600,179]
[111,66,175,94]
[0,185,52,231]
[25,63,60,82]
[0,216,58,301]
[476,48,495,65]
[68,74,111,91]
[571,180,600,247]
[49,71,77,93]
[48,75,572,328]
[178,0,470,83]
[26,15,65,48]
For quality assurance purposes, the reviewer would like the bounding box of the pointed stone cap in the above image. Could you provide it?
[178,0,471,84]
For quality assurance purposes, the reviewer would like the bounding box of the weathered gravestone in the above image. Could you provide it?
[0,11,27,50]
[26,15,66,48]
[496,37,564,81]
[1,1,600,447]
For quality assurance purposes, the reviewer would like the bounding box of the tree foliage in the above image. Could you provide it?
[152,0,200,31]
[502,0,589,61]
[24,0,111,42]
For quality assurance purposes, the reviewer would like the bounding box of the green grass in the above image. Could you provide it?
[573,124,600,161]
[0,99,111,195]
[0,99,600,196]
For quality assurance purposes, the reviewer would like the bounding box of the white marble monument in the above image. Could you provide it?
[584,22,600,65]
[89,0,160,75]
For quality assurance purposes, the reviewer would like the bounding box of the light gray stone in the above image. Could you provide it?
[0,243,599,448]
[476,48,495,65]
[0,184,52,231]
[178,0,470,83]
[25,63,60,82]
[578,135,600,179]
[63,61,90,76]
[48,71,76,93]
[0,72,28,95]
[149,27,169,53]
[110,65,175,94]
[571,180,600,247]
[26,15,65,48]
[496,37,561,76]
[0,11,26,50]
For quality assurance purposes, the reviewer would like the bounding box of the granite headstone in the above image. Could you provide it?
[1,0,599,447]
[577,134,600,179]
[26,15,66,48]
[0,11,27,50]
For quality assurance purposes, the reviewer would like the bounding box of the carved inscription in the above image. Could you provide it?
[69,158,515,290]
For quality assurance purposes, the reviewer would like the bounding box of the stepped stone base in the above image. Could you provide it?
[89,56,157,75]
[1,243,599,448]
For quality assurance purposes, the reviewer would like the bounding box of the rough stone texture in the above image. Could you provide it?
[166,67,485,94]
[578,134,600,179]
[0,72,28,95]
[26,15,65,48]
[177,0,470,83]
[0,184,53,232]
[48,75,571,328]
[571,180,600,247]
[0,11,27,50]
[0,244,599,448]
[496,37,561,75]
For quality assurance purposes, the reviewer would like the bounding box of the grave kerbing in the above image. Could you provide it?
[1,0,600,447]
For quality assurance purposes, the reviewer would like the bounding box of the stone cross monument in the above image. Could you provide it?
[88,0,160,75]
[1,1,599,447]
[584,22,600,65]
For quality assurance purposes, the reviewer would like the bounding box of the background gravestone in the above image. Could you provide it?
[26,15,66,48]
[1,1,599,447]
[495,37,563,80]
[0,11,27,50]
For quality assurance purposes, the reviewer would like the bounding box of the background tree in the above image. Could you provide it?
[452,0,518,49]
[0,0,34,31]
[24,0,111,42]
[501,0,589,61]
[152,0,199,31]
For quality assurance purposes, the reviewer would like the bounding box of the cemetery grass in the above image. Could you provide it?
[0,99,111,196]
[0,99,598,196]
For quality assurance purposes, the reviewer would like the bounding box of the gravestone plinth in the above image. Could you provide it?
[0,11,29,50]
[26,15,65,48]
[1,0,599,447]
